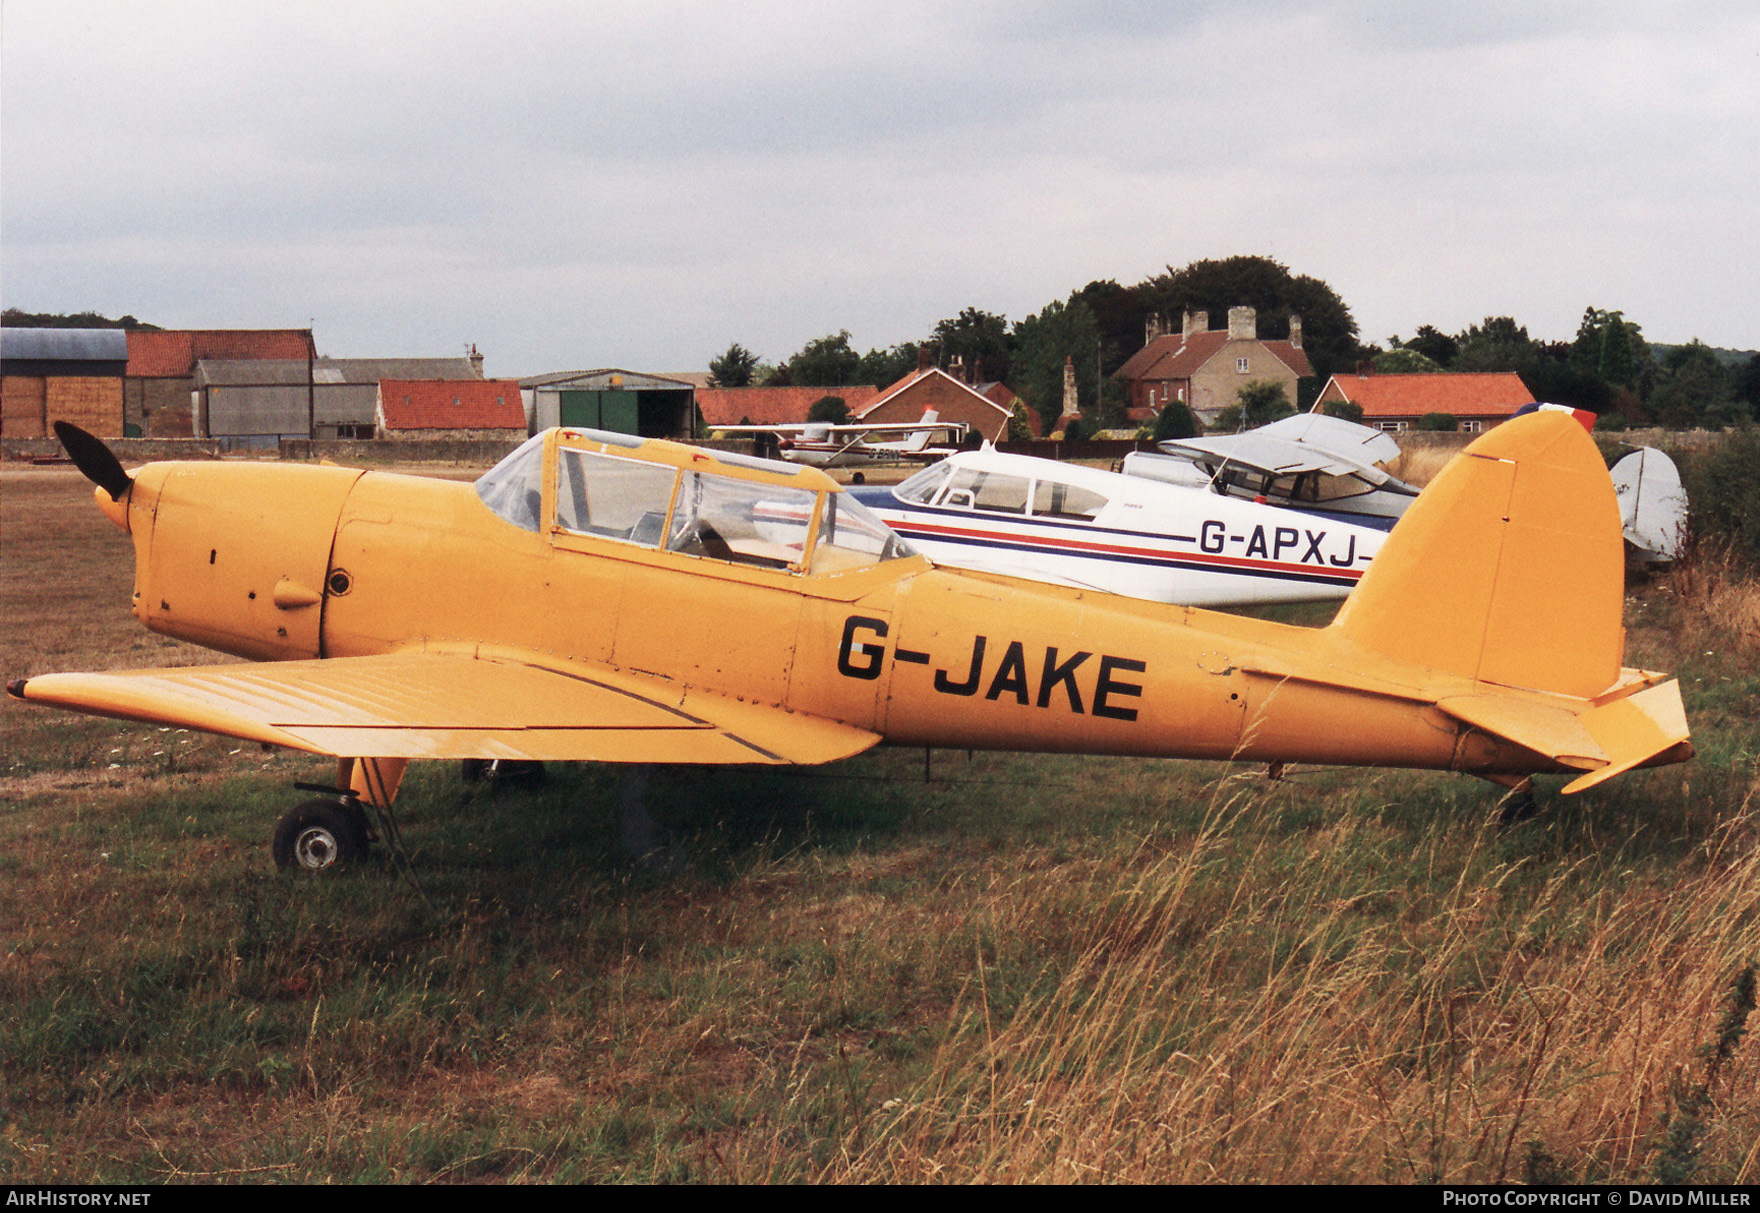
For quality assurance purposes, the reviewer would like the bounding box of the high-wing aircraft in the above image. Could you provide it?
[1127,408,1690,565]
[1120,412,1423,526]
[845,445,1389,607]
[12,414,1691,872]
[712,409,967,468]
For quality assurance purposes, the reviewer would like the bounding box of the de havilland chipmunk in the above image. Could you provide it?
[10,413,1691,871]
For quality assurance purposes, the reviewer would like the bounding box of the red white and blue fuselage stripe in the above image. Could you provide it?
[848,487,1385,607]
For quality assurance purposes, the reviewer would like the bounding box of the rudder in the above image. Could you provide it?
[1329,412,1624,698]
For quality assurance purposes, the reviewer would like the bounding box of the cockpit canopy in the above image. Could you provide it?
[476,428,916,574]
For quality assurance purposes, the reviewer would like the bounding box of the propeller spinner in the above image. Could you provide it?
[54,422,133,502]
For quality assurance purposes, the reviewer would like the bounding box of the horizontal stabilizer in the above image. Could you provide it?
[1564,680,1693,793]
[1438,680,1690,793]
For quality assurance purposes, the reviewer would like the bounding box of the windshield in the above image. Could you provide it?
[475,432,545,531]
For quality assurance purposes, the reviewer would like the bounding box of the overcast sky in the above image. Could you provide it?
[4,1,1756,377]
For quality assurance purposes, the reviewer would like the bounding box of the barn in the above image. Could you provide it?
[1,328,128,438]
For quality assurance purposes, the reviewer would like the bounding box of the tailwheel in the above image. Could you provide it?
[1491,776,1541,825]
[272,798,370,871]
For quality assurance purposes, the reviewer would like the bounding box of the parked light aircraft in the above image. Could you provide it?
[846,446,1389,607]
[12,414,1690,872]
[713,409,967,469]
[1127,408,1689,565]
[1121,412,1423,526]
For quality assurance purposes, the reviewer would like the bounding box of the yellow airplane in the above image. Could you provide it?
[11,413,1691,870]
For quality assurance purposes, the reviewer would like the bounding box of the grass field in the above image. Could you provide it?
[2,460,1757,1183]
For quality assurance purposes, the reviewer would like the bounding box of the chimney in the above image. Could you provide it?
[1288,315,1303,349]
[1227,306,1256,341]
[1182,309,1207,339]
[1058,355,1081,427]
[1145,313,1164,344]
[917,345,932,373]
[468,343,485,378]
[1356,360,1374,378]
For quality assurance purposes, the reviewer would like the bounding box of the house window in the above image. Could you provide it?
[1236,357,1250,373]
[1461,420,1482,433]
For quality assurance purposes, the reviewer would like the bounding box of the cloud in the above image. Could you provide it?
[4,1,1756,371]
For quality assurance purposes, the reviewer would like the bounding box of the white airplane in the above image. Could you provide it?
[1609,445,1688,564]
[1120,412,1421,526]
[715,409,968,469]
[1126,407,1688,566]
[845,445,1389,607]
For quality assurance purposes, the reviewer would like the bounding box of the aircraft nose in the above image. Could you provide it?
[94,483,131,532]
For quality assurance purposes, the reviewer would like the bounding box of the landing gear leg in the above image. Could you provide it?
[1488,775,1540,825]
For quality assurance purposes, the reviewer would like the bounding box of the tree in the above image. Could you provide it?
[1417,412,1458,431]
[1651,341,1741,429]
[1152,400,1198,442]
[1320,399,1364,424]
[930,308,1011,382]
[1071,279,1150,377]
[1452,316,1544,373]
[707,342,759,388]
[1011,297,1100,432]
[774,330,861,387]
[1214,380,1294,432]
[807,395,849,424]
[1373,347,1443,373]
[853,342,920,388]
[1138,255,1360,382]
[1402,325,1458,368]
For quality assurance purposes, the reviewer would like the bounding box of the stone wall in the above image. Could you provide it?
[3,436,224,462]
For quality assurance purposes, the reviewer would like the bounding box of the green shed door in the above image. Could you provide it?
[558,390,597,428]
[598,390,638,434]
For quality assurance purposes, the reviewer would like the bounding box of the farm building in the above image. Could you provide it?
[522,369,696,438]
[696,385,882,431]
[0,327,129,438]
[125,329,316,437]
[1113,307,1312,427]
[1313,370,1535,432]
[376,379,526,440]
[856,366,1015,443]
[193,355,483,445]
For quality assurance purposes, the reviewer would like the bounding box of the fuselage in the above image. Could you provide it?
[850,449,1388,606]
[106,430,1556,780]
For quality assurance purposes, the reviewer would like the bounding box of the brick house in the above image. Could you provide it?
[375,379,527,440]
[1313,370,1534,432]
[855,366,1015,443]
[1112,307,1312,428]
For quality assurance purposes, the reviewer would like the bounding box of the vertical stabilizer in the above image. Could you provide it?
[1330,413,1624,698]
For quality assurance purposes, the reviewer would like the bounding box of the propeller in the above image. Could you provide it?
[54,422,133,501]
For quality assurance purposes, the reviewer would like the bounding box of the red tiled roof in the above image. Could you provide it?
[126,329,315,377]
[1114,331,1312,381]
[378,379,525,430]
[697,385,880,428]
[1320,372,1533,418]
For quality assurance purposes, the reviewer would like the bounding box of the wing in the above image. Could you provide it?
[7,651,880,765]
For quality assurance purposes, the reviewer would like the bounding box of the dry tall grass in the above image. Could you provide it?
[797,785,1760,1183]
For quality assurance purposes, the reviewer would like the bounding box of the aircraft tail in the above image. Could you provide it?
[901,410,940,452]
[1329,412,1625,699]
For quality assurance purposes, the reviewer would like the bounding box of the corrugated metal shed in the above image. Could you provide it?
[1,328,130,362]
[193,357,489,438]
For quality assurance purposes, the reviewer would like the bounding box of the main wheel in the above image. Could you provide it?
[272,799,366,871]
